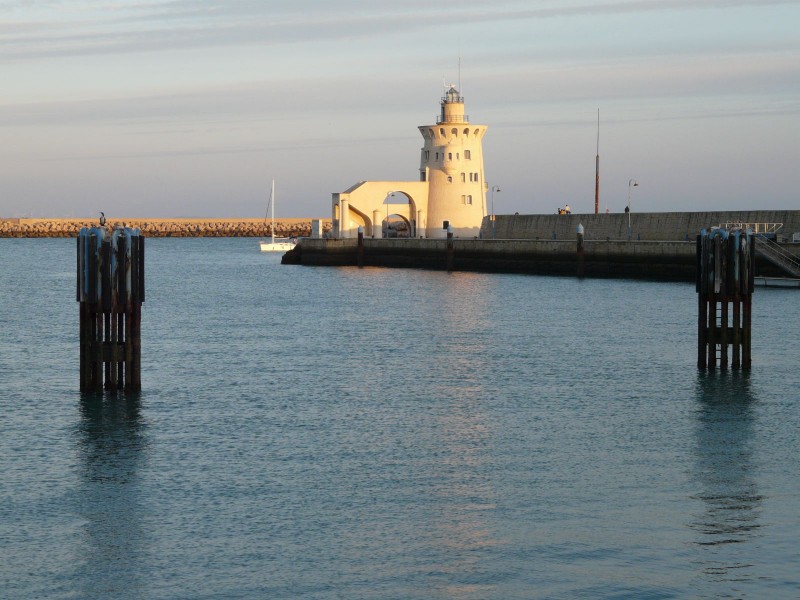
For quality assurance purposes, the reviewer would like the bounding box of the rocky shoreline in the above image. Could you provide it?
[0,218,332,238]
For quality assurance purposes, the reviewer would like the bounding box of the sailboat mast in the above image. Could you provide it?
[271,179,275,244]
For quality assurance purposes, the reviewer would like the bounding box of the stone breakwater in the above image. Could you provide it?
[0,218,332,238]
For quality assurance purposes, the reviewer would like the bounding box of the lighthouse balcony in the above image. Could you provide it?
[436,114,469,124]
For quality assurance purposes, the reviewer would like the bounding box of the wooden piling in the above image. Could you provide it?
[78,226,145,391]
[357,226,364,267]
[577,223,585,277]
[446,228,454,271]
[696,227,753,370]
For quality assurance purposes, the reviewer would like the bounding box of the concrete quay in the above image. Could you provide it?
[283,237,704,281]
[486,210,800,242]
[0,217,332,238]
[284,232,800,282]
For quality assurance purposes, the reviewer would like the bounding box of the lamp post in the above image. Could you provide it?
[491,185,501,239]
[627,179,638,239]
[385,191,394,238]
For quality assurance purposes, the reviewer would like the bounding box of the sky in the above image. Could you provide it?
[0,0,798,218]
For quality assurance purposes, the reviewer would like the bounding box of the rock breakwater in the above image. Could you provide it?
[0,218,331,238]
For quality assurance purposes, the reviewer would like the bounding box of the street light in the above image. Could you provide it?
[491,185,501,239]
[385,191,395,238]
[627,179,638,239]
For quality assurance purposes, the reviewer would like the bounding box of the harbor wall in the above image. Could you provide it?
[284,237,800,281]
[284,238,699,280]
[483,210,800,242]
[0,218,332,238]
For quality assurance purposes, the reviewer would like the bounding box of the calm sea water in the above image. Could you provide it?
[2,237,799,599]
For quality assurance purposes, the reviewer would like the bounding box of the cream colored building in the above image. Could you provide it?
[332,86,488,239]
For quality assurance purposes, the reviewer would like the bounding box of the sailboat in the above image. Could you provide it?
[259,179,296,252]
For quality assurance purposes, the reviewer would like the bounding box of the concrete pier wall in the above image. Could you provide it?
[284,237,701,280]
[482,210,800,242]
[284,236,800,281]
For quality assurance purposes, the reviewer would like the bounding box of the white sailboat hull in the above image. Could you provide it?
[260,240,295,252]
[259,179,295,252]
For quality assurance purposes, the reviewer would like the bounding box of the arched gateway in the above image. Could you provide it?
[332,86,488,239]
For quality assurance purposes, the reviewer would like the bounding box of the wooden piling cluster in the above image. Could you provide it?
[446,229,454,271]
[357,227,364,267]
[696,227,754,370]
[78,226,144,391]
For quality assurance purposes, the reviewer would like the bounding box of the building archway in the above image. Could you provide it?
[384,213,414,238]
[383,192,417,238]
[332,181,429,238]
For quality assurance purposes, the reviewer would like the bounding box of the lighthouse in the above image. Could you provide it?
[419,86,488,238]
[331,85,489,239]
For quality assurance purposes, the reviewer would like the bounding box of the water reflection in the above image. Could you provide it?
[74,391,148,599]
[421,273,500,597]
[426,396,501,599]
[689,372,762,584]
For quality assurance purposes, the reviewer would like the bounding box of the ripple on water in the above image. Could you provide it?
[1,238,800,599]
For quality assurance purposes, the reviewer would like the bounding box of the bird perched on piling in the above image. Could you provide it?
[99,212,106,226]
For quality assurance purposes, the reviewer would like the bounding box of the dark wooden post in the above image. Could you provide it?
[696,227,753,370]
[446,226,454,271]
[78,226,145,391]
[576,222,585,277]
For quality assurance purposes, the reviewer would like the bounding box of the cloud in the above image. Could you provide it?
[1,0,795,61]
[0,70,431,128]
[477,50,800,104]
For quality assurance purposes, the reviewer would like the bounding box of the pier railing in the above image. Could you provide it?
[722,222,783,235]
[755,235,800,278]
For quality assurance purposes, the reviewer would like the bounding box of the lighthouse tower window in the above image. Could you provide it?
[465,150,471,160]
[447,176,453,183]
[448,152,452,160]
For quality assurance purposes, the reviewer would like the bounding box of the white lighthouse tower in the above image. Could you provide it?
[331,85,488,240]
[418,85,488,238]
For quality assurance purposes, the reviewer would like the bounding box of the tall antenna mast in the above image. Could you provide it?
[457,0,464,93]
[594,109,600,215]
